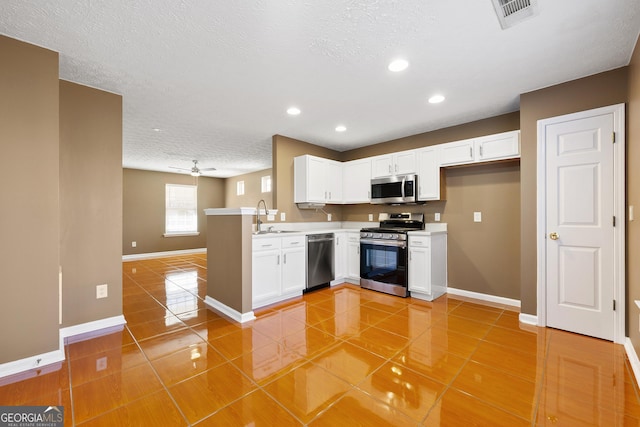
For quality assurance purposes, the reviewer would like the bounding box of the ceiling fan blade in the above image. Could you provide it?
[199,167,217,172]
[169,166,191,171]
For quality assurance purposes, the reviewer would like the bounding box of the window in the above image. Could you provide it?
[237,180,245,196]
[165,184,198,236]
[261,175,272,193]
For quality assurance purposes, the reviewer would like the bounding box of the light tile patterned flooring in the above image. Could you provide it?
[2,253,640,426]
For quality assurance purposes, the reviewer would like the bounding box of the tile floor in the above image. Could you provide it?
[2,253,640,426]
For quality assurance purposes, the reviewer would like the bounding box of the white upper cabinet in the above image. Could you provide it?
[438,131,520,167]
[342,158,371,203]
[474,130,520,162]
[294,155,343,204]
[371,150,416,178]
[438,138,476,166]
[416,147,442,201]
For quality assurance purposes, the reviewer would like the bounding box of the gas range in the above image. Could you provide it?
[359,213,425,298]
[360,213,425,241]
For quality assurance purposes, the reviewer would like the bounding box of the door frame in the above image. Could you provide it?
[536,103,626,344]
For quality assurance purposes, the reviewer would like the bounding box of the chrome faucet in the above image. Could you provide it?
[256,199,267,233]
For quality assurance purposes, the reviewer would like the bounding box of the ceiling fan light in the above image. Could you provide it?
[191,171,200,177]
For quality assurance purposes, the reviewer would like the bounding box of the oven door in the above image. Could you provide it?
[360,238,408,289]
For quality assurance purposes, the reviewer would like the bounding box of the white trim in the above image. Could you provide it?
[447,287,521,308]
[0,349,65,381]
[123,248,206,261]
[59,315,127,345]
[204,207,256,216]
[625,338,640,388]
[536,103,626,343]
[519,313,538,326]
[205,296,255,323]
[163,232,200,237]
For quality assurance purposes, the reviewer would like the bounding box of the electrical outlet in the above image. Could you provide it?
[131,241,136,248]
[96,356,107,372]
[280,212,286,221]
[96,284,108,299]
[327,213,332,222]
[435,213,441,222]
[368,214,373,221]
[474,212,482,222]
[630,206,635,222]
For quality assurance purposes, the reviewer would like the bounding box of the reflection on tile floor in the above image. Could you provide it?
[1,253,639,426]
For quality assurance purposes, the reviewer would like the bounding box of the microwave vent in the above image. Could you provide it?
[491,0,538,29]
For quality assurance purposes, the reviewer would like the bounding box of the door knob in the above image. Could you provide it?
[549,232,559,240]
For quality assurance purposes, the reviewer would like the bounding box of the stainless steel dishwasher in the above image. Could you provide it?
[305,233,335,293]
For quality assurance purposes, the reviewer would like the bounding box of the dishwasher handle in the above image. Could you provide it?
[307,234,335,243]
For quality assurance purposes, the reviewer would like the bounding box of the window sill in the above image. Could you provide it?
[163,232,200,238]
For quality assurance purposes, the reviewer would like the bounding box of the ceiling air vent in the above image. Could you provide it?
[492,0,539,29]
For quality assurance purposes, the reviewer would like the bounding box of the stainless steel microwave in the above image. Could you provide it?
[370,174,418,204]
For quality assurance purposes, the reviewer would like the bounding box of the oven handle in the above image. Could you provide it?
[401,176,406,199]
[360,239,407,248]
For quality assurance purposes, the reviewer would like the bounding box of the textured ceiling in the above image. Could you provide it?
[1,1,639,177]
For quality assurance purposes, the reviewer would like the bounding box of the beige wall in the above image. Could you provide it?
[206,214,254,314]
[59,81,123,327]
[627,36,640,353]
[225,168,273,209]
[122,169,225,255]
[519,67,629,315]
[0,36,60,362]
[273,135,343,223]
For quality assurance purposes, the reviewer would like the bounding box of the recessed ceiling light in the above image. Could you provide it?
[428,94,445,104]
[152,128,162,132]
[287,107,301,115]
[388,59,409,72]
[335,125,347,132]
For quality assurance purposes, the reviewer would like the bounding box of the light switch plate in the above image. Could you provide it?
[96,284,108,299]
[131,241,136,247]
[280,212,286,221]
[368,214,373,221]
[327,213,332,222]
[435,213,441,222]
[474,212,482,222]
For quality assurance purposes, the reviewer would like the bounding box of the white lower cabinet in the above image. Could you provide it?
[408,234,447,301]
[253,236,306,308]
[334,232,347,281]
[346,232,361,282]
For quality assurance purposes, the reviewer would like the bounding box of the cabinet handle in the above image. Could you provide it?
[261,244,273,248]
[283,254,287,264]
[357,246,360,255]
[395,164,398,173]
[469,147,473,158]
[368,190,370,199]
[336,237,340,245]
[324,191,327,199]
[277,255,280,265]
[329,191,332,199]
[479,145,483,157]
[291,241,300,245]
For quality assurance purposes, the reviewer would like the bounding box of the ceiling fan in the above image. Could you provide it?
[169,160,216,177]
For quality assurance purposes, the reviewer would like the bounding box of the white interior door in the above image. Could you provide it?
[542,109,618,341]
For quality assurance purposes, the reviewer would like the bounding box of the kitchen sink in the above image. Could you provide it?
[253,230,300,235]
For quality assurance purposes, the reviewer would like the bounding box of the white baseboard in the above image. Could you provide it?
[60,315,127,345]
[625,338,640,387]
[447,287,521,308]
[519,313,538,326]
[0,315,127,382]
[123,248,206,261]
[205,296,255,323]
[0,349,65,383]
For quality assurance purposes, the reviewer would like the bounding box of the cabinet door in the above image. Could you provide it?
[438,139,475,166]
[252,249,281,305]
[347,237,361,280]
[371,155,394,178]
[334,232,347,280]
[342,159,371,203]
[326,160,343,202]
[475,130,520,162]
[416,147,440,201]
[408,246,431,294]
[281,247,305,294]
[294,155,327,203]
[394,151,416,175]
